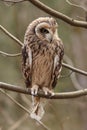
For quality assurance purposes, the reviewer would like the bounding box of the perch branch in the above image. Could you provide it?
[0,82,87,99]
[1,0,87,28]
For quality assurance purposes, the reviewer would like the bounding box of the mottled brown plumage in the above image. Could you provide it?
[22,17,64,120]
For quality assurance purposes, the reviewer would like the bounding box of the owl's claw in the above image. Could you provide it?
[43,87,54,96]
[31,85,39,95]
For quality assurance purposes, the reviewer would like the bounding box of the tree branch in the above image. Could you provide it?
[0,25,23,46]
[0,82,87,99]
[1,0,87,28]
[62,63,87,76]
[28,0,87,28]
[1,0,26,3]
[66,0,87,21]
[0,51,21,57]
[66,0,87,12]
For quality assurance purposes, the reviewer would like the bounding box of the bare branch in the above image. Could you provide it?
[0,51,21,57]
[66,0,87,12]
[0,0,26,3]
[0,25,23,46]
[62,63,87,76]
[28,0,87,28]
[66,0,87,21]
[0,82,87,99]
[1,0,87,28]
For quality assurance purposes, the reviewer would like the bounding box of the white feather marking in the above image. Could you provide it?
[54,55,59,71]
[28,47,32,68]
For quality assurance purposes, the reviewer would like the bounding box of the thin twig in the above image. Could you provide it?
[66,0,87,21]
[0,89,50,130]
[66,0,87,12]
[0,82,87,99]
[0,25,23,46]
[0,51,21,57]
[0,0,27,3]
[8,114,29,130]
[62,63,87,76]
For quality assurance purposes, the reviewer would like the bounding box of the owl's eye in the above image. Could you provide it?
[40,28,49,34]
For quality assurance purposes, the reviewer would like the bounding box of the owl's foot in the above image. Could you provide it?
[31,85,39,95]
[42,87,54,96]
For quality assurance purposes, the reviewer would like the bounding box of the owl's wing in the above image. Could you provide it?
[52,40,64,88]
[22,45,32,88]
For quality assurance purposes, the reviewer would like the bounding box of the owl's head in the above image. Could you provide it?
[26,17,58,43]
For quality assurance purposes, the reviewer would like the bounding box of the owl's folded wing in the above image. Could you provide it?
[52,40,64,88]
[22,45,32,88]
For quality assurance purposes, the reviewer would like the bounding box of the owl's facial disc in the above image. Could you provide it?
[40,27,53,43]
[35,22,57,43]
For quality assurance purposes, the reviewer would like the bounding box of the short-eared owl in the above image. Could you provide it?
[22,17,64,120]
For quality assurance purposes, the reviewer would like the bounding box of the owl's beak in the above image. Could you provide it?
[47,31,53,43]
[49,35,53,43]
[46,29,57,43]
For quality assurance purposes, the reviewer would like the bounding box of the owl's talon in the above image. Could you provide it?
[31,85,39,95]
[43,87,54,96]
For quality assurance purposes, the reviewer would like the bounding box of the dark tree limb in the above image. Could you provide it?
[28,0,87,28]
[1,0,87,28]
[0,82,87,99]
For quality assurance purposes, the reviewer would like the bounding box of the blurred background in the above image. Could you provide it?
[0,0,87,130]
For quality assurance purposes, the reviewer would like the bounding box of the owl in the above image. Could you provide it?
[22,17,64,121]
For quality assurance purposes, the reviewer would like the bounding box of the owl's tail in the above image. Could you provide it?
[30,96,45,121]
